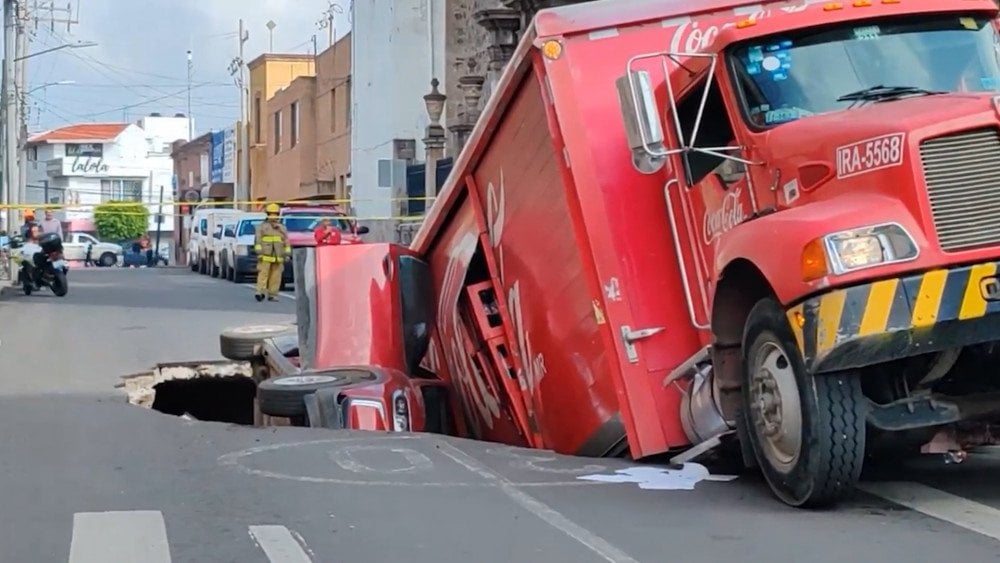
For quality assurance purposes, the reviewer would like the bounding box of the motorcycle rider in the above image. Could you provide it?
[18,224,43,289]
[253,203,290,302]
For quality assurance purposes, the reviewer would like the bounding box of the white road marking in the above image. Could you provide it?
[860,481,1000,542]
[249,525,314,563]
[435,440,640,563]
[69,510,171,563]
[242,283,296,300]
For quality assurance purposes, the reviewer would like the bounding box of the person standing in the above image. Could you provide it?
[313,217,341,246]
[38,209,63,239]
[20,210,37,238]
[253,203,290,302]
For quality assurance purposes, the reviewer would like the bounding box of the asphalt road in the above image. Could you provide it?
[3,267,1000,562]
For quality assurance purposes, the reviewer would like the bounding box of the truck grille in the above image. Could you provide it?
[920,127,1000,252]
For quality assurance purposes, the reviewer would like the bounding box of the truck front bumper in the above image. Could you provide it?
[788,260,1000,374]
[239,255,294,282]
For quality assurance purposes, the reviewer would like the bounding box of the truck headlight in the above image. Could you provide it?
[802,223,918,281]
[236,244,249,256]
[392,390,410,432]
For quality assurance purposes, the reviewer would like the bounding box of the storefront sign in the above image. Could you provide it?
[70,156,109,175]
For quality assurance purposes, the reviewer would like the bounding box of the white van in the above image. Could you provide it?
[221,212,266,282]
[189,207,243,275]
[187,208,212,272]
[210,217,241,278]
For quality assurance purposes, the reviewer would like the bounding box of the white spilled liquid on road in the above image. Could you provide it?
[577,464,737,490]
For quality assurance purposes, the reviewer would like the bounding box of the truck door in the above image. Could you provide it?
[667,73,755,327]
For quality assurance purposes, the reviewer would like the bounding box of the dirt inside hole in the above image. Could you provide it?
[151,376,256,425]
[120,362,257,425]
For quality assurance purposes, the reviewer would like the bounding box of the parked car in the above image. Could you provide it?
[63,232,122,267]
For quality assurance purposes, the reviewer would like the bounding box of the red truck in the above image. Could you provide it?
[222,0,1000,508]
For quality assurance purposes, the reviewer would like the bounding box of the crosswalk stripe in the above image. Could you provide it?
[69,510,171,563]
[859,481,1000,542]
[249,525,314,562]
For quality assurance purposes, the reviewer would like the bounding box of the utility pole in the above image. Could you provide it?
[186,49,193,139]
[15,0,27,213]
[234,19,250,210]
[316,2,342,48]
[154,184,164,266]
[3,0,20,234]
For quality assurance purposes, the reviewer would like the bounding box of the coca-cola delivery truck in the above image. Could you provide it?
[220,0,1000,507]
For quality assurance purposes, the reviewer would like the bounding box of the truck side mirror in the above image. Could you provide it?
[357,225,370,235]
[615,70,669,174]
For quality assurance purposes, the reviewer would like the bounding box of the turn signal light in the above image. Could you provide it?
[541,39,563,60]
[801,238,829,281]
[823,2,844,10]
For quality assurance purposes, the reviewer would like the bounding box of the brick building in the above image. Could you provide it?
[266,33,352,206]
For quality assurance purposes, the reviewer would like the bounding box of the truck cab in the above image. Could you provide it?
[608,0,1000,506]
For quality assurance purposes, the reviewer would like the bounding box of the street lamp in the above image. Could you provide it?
[25,80,75,96]
[14,40,97,62]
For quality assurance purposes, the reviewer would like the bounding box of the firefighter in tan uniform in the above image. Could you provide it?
[253,203,291,301]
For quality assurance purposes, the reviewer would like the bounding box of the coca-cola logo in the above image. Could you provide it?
[703,187,747,245]
[666,4,809,57]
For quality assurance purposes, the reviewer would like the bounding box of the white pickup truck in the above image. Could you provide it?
[63,232,123,267]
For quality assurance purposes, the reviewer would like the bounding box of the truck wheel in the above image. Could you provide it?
[257,374,352,418]
[99,252,116,268]
[189,255,198,272]
[741,298,866,508]
[219,324,295,361]
[210,254,220,278]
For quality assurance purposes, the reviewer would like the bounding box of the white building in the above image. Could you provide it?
[350,0,446,220]
[26,113,192,234]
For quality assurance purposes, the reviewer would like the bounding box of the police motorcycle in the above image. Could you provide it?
[9,231,69,297]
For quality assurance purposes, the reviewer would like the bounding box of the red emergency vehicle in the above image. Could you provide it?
[224,0,1000,508]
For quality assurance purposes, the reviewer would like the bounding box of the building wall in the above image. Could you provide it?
[315,33,352,206]
[171,134,212,263]
[247,54,316,204]
[266,76,317,203]
[26,119,185,234]
[351,0,446,220]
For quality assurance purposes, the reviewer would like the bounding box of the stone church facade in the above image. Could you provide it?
[442,0,591,156]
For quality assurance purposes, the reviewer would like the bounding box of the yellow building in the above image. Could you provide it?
[247,54,316,203]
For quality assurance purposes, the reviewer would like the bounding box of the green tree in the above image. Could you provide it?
[94,202,149,241]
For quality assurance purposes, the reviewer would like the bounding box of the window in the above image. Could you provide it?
[78,233,98,245]
[100,179,143,202]
[200,218,208,234]
[729,14,1000,127]
[331,88,337,132]
[344,79,351,129]
[254,94,262,144]
[27,146,37,161]
[674,78,738,186]
[291,101,300,148]
[274,110,282,154]
[238,219,263,236]
[213,224,223,239]
[66,143,103,157]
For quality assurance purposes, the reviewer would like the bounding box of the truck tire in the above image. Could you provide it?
[741,298,866,508]
[257,374,351,418]
[199,255,207,275]
[99,252,117,268]
[219,324,295,361]
[210,254,220,278]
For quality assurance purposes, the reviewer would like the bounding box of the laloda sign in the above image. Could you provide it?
[70,156,110,175]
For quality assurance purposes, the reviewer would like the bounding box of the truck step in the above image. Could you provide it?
[662,345,712,387]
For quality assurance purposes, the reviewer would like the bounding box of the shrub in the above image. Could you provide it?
[94,202,149,241]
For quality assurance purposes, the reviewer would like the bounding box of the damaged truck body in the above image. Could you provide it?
[226,0,1000,507]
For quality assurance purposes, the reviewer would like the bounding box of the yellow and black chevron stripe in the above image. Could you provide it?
[787,261,1000,373]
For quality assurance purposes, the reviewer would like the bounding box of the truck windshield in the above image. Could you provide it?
[729,14,1000,127]
[238,219,262,236]
[282,213,351,232]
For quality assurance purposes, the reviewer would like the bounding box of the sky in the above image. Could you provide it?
[19,0,351,136]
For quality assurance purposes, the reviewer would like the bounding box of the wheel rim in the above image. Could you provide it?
[274,375,340,386]
[748,339,803,473]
